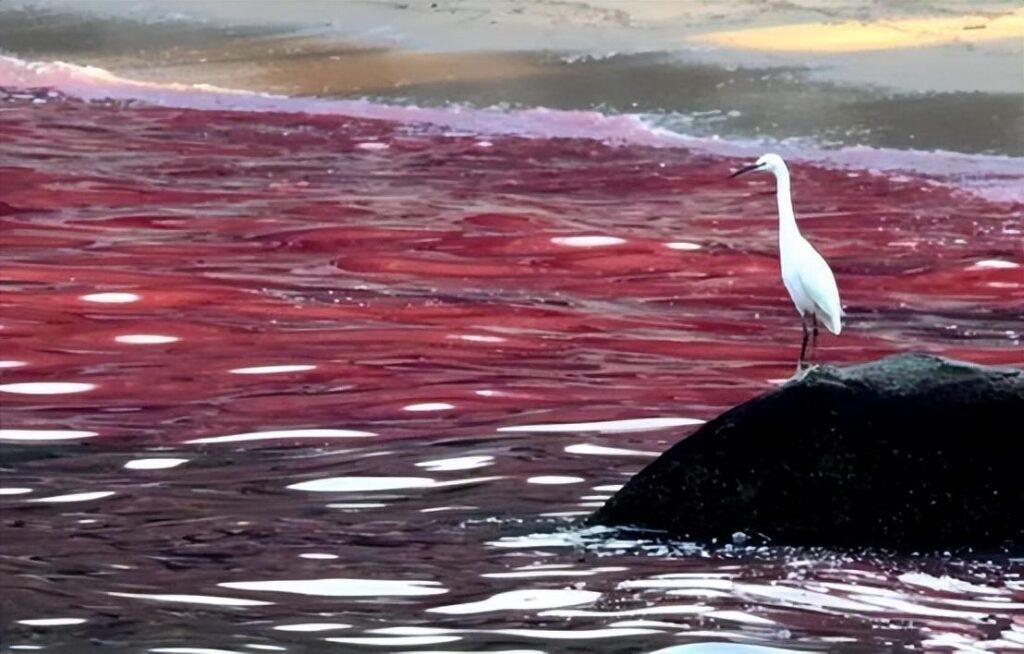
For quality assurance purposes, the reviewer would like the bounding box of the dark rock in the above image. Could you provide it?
[587,354,1024,552]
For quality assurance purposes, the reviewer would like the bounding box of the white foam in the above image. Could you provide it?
[0,429,97,441]
[0,487,33,495]
[853,595,990,619]
[898,572,1010,595]
[298,552,338,560]
[2,55,1020,202]
[220,578,447,597]
[0,382,96,395]
[185,428,375,444]
[500,417,703,433]
[735,583,883,613]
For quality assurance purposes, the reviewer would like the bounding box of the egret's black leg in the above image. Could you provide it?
[811,320,819,363]
[798,316,809,370]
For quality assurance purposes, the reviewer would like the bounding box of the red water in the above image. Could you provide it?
[1,93,1023,652]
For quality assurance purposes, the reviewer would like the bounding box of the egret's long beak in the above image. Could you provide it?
[729,163,763,178]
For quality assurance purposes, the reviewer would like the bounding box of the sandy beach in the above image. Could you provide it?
[1,1,1021,153]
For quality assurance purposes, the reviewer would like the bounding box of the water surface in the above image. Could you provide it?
[1,88,1023,653]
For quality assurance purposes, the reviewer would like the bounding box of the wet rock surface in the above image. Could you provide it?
[588,354,1024,551]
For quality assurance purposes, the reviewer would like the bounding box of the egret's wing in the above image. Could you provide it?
[802,245,842,333]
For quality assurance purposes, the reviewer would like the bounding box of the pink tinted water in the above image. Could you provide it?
[1,93,1023,652]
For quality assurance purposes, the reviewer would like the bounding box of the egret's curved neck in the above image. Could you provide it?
[773,166,800,239]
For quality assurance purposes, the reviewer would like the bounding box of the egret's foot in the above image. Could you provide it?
[791,363,820,382]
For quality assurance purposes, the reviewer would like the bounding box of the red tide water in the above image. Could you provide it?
[1,92,1020,444]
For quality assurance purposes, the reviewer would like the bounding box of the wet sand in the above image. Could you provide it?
[1,0,1022,154]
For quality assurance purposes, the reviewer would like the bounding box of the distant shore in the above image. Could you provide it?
[2,0,1021,155]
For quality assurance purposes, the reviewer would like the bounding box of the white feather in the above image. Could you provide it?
[748,154,843,336]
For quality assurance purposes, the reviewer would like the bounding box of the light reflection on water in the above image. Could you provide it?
[4,433,1023,652]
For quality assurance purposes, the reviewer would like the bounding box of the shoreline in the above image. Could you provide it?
[3,59,1022,205]
[1,1,1021,158]
[3,0,1021,93]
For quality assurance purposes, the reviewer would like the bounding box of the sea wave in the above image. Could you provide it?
[1,55,1020,203]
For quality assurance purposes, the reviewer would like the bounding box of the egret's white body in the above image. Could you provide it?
[731,153,842,367]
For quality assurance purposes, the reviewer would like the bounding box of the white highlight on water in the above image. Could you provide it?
[0,429,97,441]
[429,589,600,615]
[289,475,502,493]
[971,259,1019,269]
[403,402,455,411]
[220,578,447,597]
[527,475,585,485]
[274,623,351,632]
[107,592,270,607]
[327,635,461,647]
[81,292,139,303]
[450,334,506,343]
[551,235,626,247]
[185,428,375,444]
[417,455,495,472]
[665,241,702,250]
[31,491,115,503]
[229,364,316,375]
[17,618,86,627]
[124,458,188,470]
[564,443,659,457]
[500,417,703,433]
[0,382,96,395]
[116,334,180,344]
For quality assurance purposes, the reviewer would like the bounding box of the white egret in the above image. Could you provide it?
[731,153,842,370]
